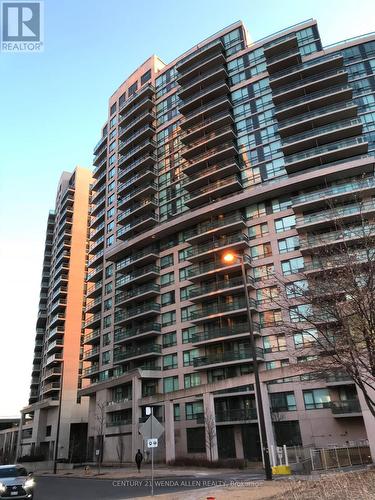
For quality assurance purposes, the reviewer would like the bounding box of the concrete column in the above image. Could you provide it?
[203,392,218,461]
[259,381,276,460]
[164,400,175,463]
[234,426,244,459]
[131,376,142,458]
[357,385,375,462]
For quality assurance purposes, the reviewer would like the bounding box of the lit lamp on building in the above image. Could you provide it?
[222,250,272,481]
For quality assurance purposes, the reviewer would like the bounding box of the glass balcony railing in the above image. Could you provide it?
[179,66,227,96]
[182,95,230,121]
[116,265,160,287]
[83,329,101,343]
[331,399,361,414]
[182,125,233,153]
[114,323,161,343]
[188,297,257,321]
[277,84,351,113]
[182,110,232,137]
[273,68,348,97]
[215,408,257,422]
[117,213,158,238]
[278,101,357,129]
[301,225,375,248]
[116,246,159,271]
[183,142,237,170]
[182,159,239,186]
[115,283,160,304]
[267,47,300,65]
[297,200,375,226]
[283,118,362,146]
[114,344,162,362]
[270,53,342,81]
[189,275,255,298]
[181,80,228,107]
[185,175,242,201]
[118,182,158,206]
[187,233,249,259]
[193,348,263,367]
[187,255,251,279]
[177,38,223,69]
[114,303,160,323]
[191,322,260,343]
[185,212,246,240]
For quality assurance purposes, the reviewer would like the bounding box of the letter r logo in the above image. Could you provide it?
[2,2,40,41]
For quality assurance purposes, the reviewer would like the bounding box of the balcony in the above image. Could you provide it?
[215,408,257,423]
[326,372,354,386]
[118,140,156,169]
[46,339,63,354]
[119,96,154,126]
[43,367,62,381]
[93,134,108,156]
[186,255,252,281]
[117,213,158,239]
[275,84,353,121]
[120,110,156,137]
[83,346,100,361]
[114,322,161,344]
[284,137,368,173]
[87,280,103,299]
[118,153,157,182]
[92,169,106,191]
[115,283,160,305]
[116,246,159,273]
[186,233,249,262]
[193,348,264,369]
[182,159,240,191]
[114,302,160,325]
[300,225,375,252]
[116,265,160,289]
[184,174,242,208]
[91,208,106,228]
[87,263,103,283]
[181,125,235,160]
[119,83,155,114]
[192,322,260,346]
[49,313,65,329]
[177,38,224,73]
[331,399,362,417]
[89,235,105,254]
[182,110,234,145]
[179,81,229,114]
[84,312,101,329]
[278,101,358,138]
[178,66,228,100]
[82,364,100,377]
[185,212,246,244]
[91,195,106,215]
[282,118,363,156]
[114,344,162,363]
[117,197,158,224]
[296,200,375,230]
[42,382,61,394]
[182,141,238,175]
[188,275,255,301]
[117,182,158,209]
[266,48,301,74]
[180,96,232,129]
[47,326,64,341]
[188,297,257,323]
[91,221,105,239]
[118,124,155,154]
[88,249,104,268]
[83,328,101,345]
[263,32,298,57]
[177,46,225,84]
[45,352,63,367]
[86,295,103,313]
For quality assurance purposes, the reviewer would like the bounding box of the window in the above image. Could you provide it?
[294,329,318,348]
[266,359,289,370]
[286,280,308,298]
[163,376,178,393]
[119,92,126,107]
[270,392,297,411]
[108,180,115,193]
[108,167,116,179]
[141,69,151,85]
[107,193,115,205]
[179,267,190,281]
[289,304,311,322]
[178,248,190,262]
[105,264,113,278]
[161,291,175,306]
[103,315,111,328]
[272,196,292,212]
[102,333,111,346]
[163,353,177,370]
[182,326,196,343]
[254,264,274,281]
[303,388,331,410]
[186,428,206,453]
[278,236,299,254]
[246,202,266,219]
[162,311,176,327]
[104,282,113,295]
[128,81,138,96]
[160,254,174,269]
[250,242,272,260]
[106,235,114,247]
[184,373,201,389]
[104,298,112,311]
[249,223,269,239]
[259,309,282,327]
[183,348,199,367]
[174,404,180,421]
[163,332,177,348]
[107,221,114,232]
[185,401,203,420]
[46,425,51,437]
[107,207,115,218]
[161,272,174,287]
[102,350,110,365]
[110,116,117,128]
[275,215,296,233]
[281,257,304,276]
[263,335,287,353]
[110,103,117,115]
[109,153,116,165]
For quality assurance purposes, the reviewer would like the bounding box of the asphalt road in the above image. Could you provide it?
[33,472,265,499]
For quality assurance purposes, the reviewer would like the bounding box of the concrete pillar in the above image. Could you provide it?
[131,376,142,458]
[164,400,175,463]
[357,385,375,462]
[259,381,276,462]
[234,426,244,459]
[203,392,218,461]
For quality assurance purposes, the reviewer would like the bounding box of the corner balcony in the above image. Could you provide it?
[86,295,102,314]
[114,302,160,325]
[91,183,106,204]
[87,280,103,299]
[179,81,229,115]
[118,153,157,181]
[182,159,240,191]
[93,134,108,156]
[282,118,363,156]
[83,328,101,345]
[87,263,103,283]
[89,235,105,254]
[188,297,257,324]
[120,110,156,138]
[266,48,302,74]
[118,124,155,154]
[292,176,375,211]
[90,221,105,240]
[186,255,252,282]
[46,339,63,355]
[88,249,104,268]
[42,382,61,395]
[117,182,158,209]
[117,197,158,225]
[284,137,368,174]
[84,312,101,329]
[45,352,63,367]
[90,195,106,215]
[300,225,375,253]
[114,344,162,363]
[49,313,65,329]
[188,275,255,301]
[114,322,161,344]
[83,346,100,361]
[184,174,242,208]
[191,322,260,346]
[115,283,160,306]
[187,233,249,262]
[119,83,155,114]
[181,125,235,160]
[92,168,107,191]
[116,265,160,289]
[177,41,225,84]
[331,399,362,417]
[119,142,156,171]
[180,96,232,129]
[90,208,106,228]
[275,84,353,121]
[263,32,298,58]
[117,213,158,239]
[116,246,159,273]
[82,364,100,378]
[93,155,107,176]
[177,38,224,71]
[43,367,62,382]
[47,326,64,342]
[326,372,354,386]
[278,101,358,138]
[185,212,246,244]
[193,348,264,370]
[296,200,375,230]
[178,66,228,100]
[181,110,234,145]
[182,141,238,176]
[215,408,258,424]
[119,95,154,126]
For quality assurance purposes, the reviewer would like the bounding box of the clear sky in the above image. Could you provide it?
[0,0,374,417]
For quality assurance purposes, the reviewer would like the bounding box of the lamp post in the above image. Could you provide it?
[53,360,64,474]
[222,251,272,480]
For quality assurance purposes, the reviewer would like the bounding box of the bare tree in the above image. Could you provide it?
[204,412,217,462]
[95,401,106,474]
[116,426,126,464]
[276,211,375,416]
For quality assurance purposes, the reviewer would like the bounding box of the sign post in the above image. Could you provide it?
[139,407,164,497]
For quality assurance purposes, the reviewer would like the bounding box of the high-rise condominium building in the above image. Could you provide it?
[79,19,375,463]
[19,167,92,462]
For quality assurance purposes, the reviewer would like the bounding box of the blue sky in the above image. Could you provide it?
[1,0,374,416]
